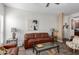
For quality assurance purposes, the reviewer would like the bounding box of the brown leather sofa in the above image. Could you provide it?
[2,43,18,55]
[24,33,53,49]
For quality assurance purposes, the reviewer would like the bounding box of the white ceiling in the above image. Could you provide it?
[4,3,79,15]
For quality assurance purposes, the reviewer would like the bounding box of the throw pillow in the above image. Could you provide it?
[0,47,7,55]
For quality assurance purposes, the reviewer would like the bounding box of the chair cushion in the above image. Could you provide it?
[73,36,79,44]
[66,41,75,49]
[66,36,79,50]
[66,41,79,50]
[3,43,17,49]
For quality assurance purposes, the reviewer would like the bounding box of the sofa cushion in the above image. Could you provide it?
[28,39,35,45]
[36,38,52,43]
[28,39,35,43]
[41,33,49,38]
[25,33,34,39]
[37,38,50,40]
[35,33,41,38]
[35,33,49,38]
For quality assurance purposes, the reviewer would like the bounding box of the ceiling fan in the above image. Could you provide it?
[46,3,60,7]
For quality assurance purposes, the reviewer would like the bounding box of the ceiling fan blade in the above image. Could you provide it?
[55,3,60,5]
[46,3,50,7]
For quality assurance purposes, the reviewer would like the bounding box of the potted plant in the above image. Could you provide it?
[53,29,58,42]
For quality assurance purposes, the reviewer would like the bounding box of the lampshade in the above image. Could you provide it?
[11,28,17,32]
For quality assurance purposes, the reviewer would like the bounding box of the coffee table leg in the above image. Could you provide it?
[38,52,40,55]
[36,51,40,55]
[32,46,35,53]
[36,51,38,55]
[57,46,59,53]
[33,48,34,53]
[72,49,76,54]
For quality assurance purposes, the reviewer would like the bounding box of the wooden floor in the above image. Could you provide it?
[18,42,79,55]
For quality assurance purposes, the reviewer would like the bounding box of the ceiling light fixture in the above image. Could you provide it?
[46,3,60,7]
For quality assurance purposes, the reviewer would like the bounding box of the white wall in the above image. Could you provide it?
[0,4,5,44]
[5,7,58,46]
[0,4,4,15]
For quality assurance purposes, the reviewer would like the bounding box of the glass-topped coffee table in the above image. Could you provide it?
[32,42,59,55]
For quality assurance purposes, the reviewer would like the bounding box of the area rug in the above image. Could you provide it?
[18,42,79,55]
[47,49,57,55]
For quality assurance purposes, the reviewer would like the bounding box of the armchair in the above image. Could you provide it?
[0,43,18,55]
[66,36,79,52]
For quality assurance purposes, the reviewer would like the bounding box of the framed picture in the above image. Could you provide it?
[32,20,39,30]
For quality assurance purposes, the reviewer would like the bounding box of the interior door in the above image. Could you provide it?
[75,20,79,28]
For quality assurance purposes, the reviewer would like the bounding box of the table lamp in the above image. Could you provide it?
[11,28,17,39]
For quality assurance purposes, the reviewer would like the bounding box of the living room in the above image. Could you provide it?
[1,2,79,55]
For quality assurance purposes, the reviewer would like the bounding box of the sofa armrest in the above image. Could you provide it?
[24,38,29,48]
[3,43,17,49]
[50,36,54,39]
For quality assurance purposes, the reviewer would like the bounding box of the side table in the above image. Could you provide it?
[6,38,18,46]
